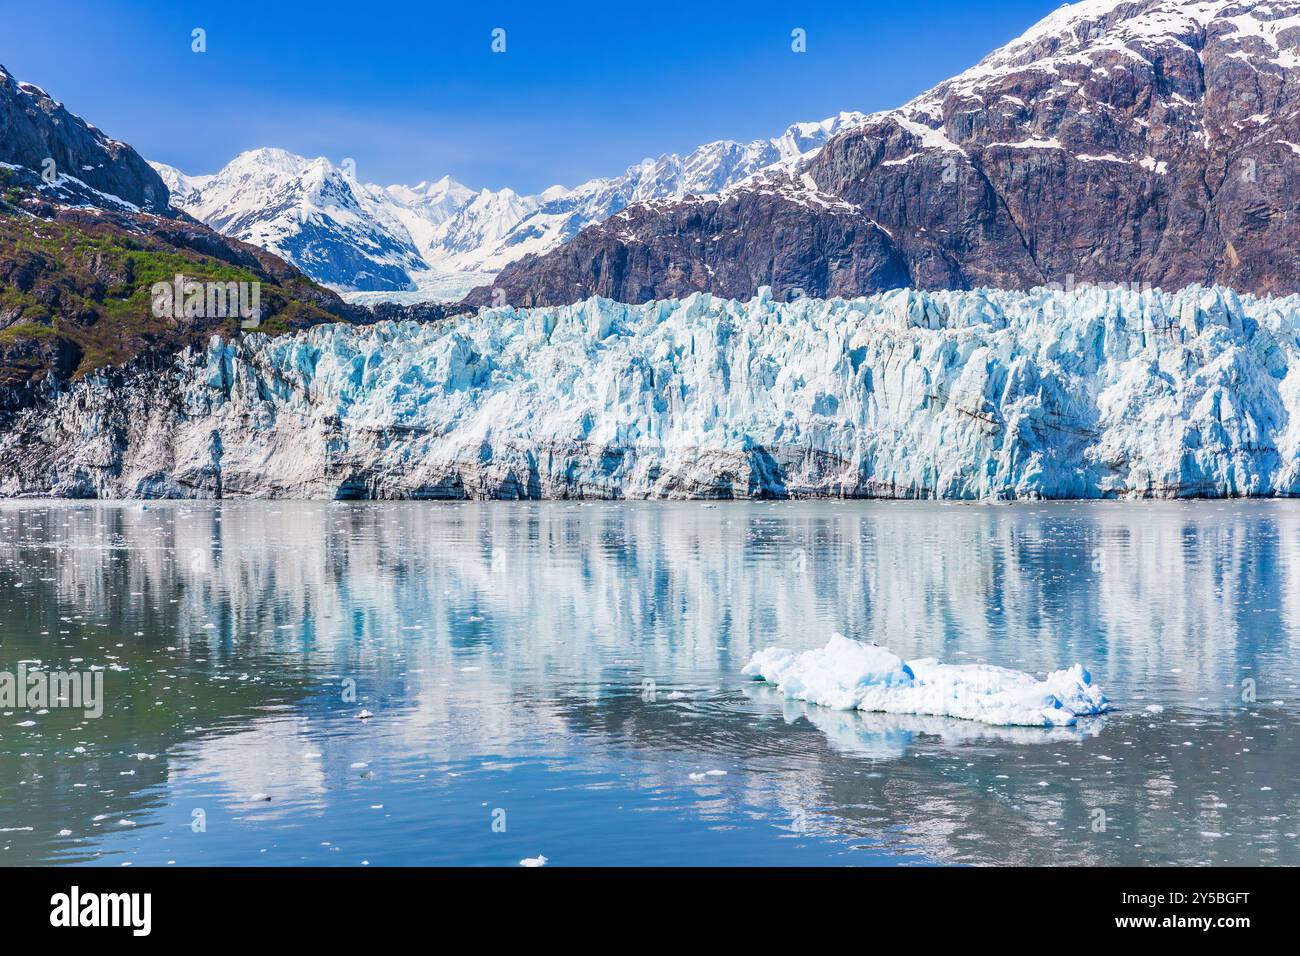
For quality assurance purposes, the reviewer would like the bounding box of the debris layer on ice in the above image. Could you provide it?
[743,634,1112,727]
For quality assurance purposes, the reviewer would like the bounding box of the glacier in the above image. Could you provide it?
[3,283,1300,499]
[743,634,1112,728]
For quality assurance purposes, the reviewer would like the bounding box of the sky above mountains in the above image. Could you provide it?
[6,0,1061,192]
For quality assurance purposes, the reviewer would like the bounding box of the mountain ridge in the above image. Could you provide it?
[467,0,1300,306]
[1,63,172,215]
[153,111,869,299]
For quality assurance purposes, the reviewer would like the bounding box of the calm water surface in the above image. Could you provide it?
[1,500,1297,866]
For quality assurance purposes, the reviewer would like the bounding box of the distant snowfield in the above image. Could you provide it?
[8,283,1300,502]
[744,634,1112,728]
[340,271,496,306]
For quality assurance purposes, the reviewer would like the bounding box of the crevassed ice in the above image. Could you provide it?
[743,634,1112,727]
[20,283,1300,499]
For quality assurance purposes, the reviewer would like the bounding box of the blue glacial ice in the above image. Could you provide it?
[11,283,1300,499]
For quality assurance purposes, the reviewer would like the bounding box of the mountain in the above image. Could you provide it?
[468,0,1300,307]
[1,64,171,214]
[152,148,432,293]
[154,112,867,299]
[0,64,372,414]
[5,285,1300,499]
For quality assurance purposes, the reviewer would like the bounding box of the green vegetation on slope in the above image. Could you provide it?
[0,188,353,396]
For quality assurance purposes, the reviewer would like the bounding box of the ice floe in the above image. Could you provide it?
[743,633,1112,727]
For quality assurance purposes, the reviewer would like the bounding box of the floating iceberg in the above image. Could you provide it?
[5,284,1300,499]
[743,634,1111,727]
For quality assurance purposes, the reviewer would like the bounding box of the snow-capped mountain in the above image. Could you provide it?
[478,0,1300,305]
[153,148,431,292]
[152,112,866,300]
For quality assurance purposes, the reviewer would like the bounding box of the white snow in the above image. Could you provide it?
[986,137,1065,151]
[891,114,968,155]
[1077,153,1131,163]
[743,633,1111,727]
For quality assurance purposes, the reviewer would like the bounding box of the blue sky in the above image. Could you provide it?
[4,0,1061,191]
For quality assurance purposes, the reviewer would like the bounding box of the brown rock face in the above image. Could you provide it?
[468,0,1300,307]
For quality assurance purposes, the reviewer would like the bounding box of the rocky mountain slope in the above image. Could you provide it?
[469,0,1300,307]
[1,64,171,215]
[154,112,867,299]
[3,284,1297,499]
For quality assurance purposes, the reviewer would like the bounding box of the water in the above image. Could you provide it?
[1,499,1297,867]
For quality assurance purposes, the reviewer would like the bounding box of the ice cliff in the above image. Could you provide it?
[3,284,1300,499]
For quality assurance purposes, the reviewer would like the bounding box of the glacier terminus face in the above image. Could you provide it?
[4,284,1300,500]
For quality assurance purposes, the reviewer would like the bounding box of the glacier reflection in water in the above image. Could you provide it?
[0,499,1298,865]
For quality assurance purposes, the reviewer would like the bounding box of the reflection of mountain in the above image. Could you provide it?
[2,500,1298,864]
[7,498,1300,713]
[180,716,328,812]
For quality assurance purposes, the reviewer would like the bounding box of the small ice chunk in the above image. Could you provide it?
[519,855,548,867]
[689,769,727,782]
